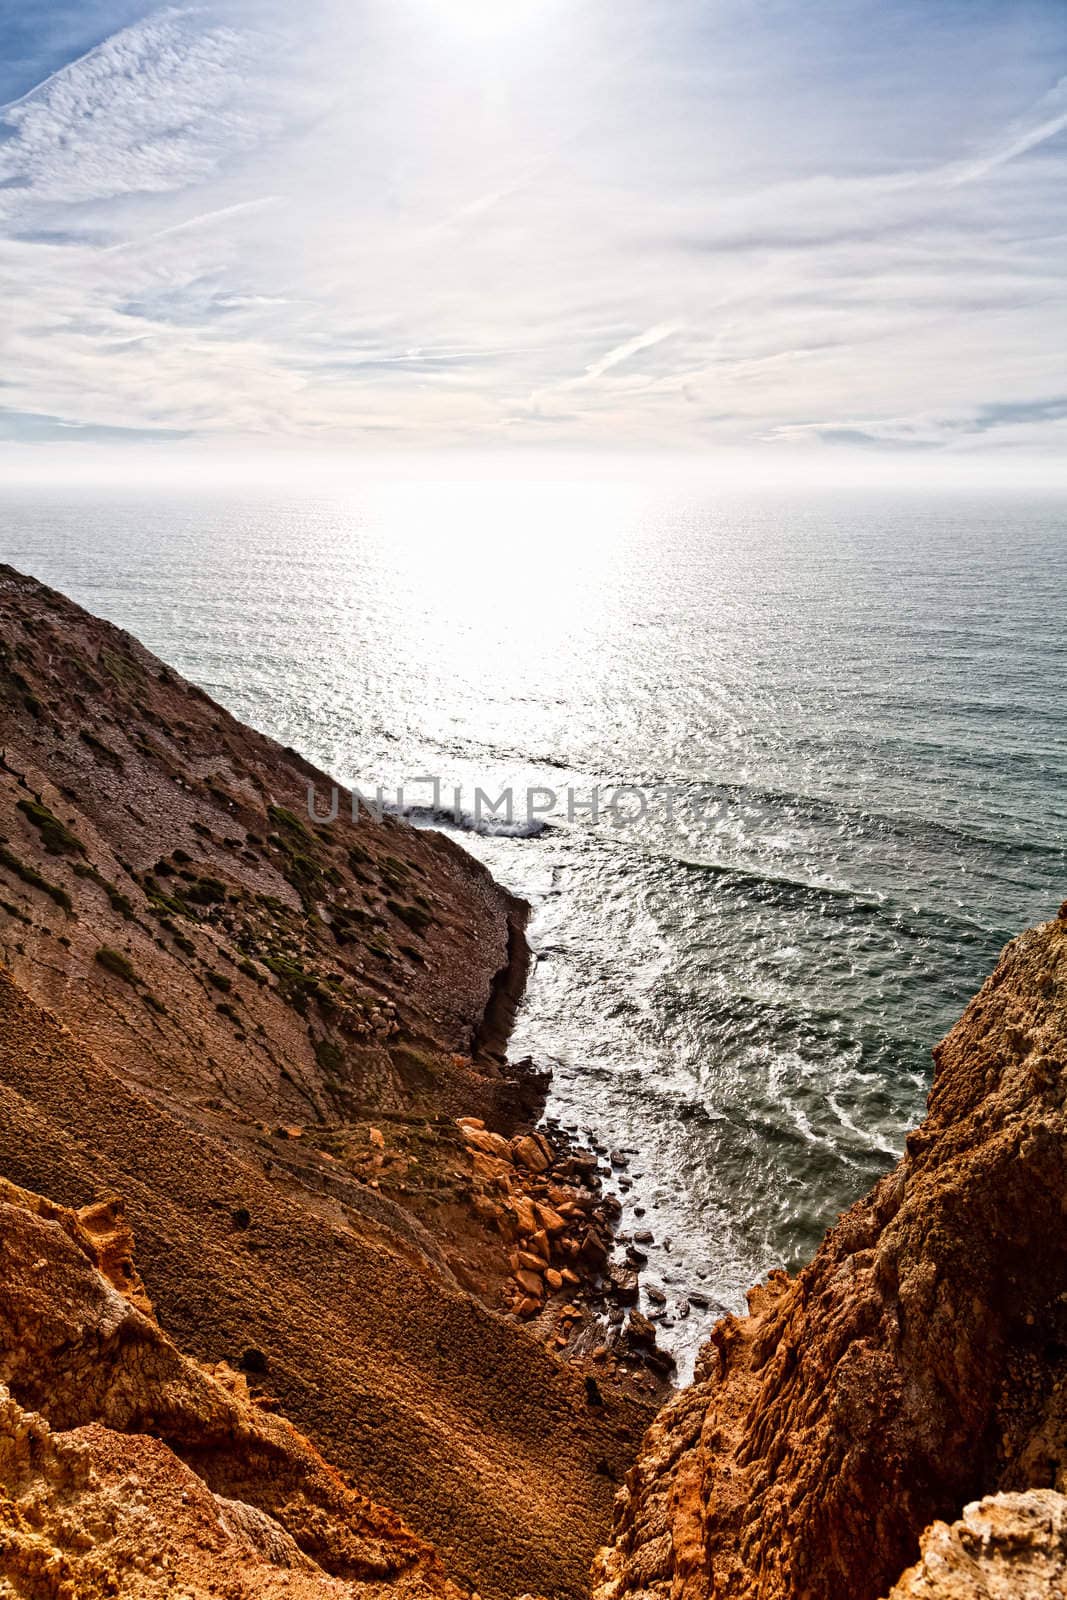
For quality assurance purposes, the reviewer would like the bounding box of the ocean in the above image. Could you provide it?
[4,474,1065,1374]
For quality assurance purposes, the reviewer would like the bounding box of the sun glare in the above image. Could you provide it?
[432,0,549,38]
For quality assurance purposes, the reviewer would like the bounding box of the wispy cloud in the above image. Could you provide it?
[948,75,1067,184]
[0,406,191,443]
[0,8,270,214]
[0,0,1064,462]
[582,323,682,383]
[775,395,1067,451]
[103,196,280,254]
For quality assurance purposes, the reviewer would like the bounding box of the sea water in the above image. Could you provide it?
[4,475,1065,1374]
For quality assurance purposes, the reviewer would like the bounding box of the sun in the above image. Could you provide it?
[432,0,549,38]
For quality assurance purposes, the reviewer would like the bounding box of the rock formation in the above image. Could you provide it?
[0,1171,460,1599]
[884,1492,1067,1599]
[593,909,1067,1600]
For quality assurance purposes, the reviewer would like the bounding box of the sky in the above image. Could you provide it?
[0,0,1066,479]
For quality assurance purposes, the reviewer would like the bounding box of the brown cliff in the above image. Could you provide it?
[0,566,654,1600]
[594,908,1067,1600]
[0,561,528,1136]
[8,561,1065,1600]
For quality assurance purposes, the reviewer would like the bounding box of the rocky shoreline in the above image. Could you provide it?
[455,1094,677,1401]
[593,905,1067,1600]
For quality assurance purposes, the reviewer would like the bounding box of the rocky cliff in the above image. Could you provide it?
[0,565,655,1600]
[885,1492,1067,1599]
[593,907,1067,1600]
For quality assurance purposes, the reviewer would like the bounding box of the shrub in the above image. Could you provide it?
[267,804,311,841]
[95,946,138,984]
[183,876,226,905]
[73,863,133,918]
[17,799,83,856]
[0,844,72,912]
[387,898,433,935]
[314,1038,344,1076]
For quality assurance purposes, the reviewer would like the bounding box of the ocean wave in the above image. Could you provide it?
[603,771,1065,863]
[388,802,552,839]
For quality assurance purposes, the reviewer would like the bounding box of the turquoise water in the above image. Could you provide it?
[4,477,1065,1371]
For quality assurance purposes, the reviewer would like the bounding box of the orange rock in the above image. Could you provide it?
[0,1175,454,1600]
[470,1151,511,1189]
[544,1268,563,1292]
[464,1127,511,1159]
[510,1135,551,1173]
[512,1249,548,1274]
[368,1127,385,1149]
[510,1196,539,1235]
[535,1202,567,1235]
[514,1268,544,1298]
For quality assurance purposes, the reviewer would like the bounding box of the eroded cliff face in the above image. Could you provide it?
[7,561,1067,1600]
[0,1173,460,1600]
[0,561,528,1137]
[884,1492,1067,1600]
[594,908,1067,1600]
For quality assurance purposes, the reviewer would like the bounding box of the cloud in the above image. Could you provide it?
[582,323,682,382]
[948,75,1067,184]
[780,395,1067,451]
[0,406,190,442]
[0,0,1064,462]
[102,195,280,254]
[0,7,275,214]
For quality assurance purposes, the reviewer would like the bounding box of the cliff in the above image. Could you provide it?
[593,908,1067,1600]
[0,565,655,1600]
